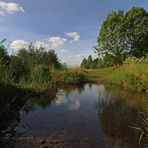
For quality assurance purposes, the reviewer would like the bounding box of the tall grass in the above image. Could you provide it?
[20,65,52,91]
[0,63,14,84]
[20,66,86,91]
[108,63,148,90]
[84,56,148,91]
[130,111,148,144]
[51,67,86,85]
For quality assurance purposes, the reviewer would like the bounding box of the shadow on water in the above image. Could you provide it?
[0,83,85,147]
[0,83,147,147]
[0,83,28,147]
[96,87,148,147]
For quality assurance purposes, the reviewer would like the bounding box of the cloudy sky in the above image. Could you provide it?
[0,0,148,65]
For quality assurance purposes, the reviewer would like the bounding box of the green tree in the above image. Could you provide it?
[17,45,61,69]
[81,58,88,68]
[95,7,148,65]
[124,7,148,58]
[95,10,125,65]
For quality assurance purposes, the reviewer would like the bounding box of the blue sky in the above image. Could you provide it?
[0,0,148,65]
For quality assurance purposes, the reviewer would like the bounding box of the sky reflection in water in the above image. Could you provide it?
[0,84,147,147]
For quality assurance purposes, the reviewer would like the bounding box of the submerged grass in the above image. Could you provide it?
[130,112,148,144]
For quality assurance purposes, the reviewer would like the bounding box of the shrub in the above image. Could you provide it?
[51,68,86,84]
[29,65,51,86]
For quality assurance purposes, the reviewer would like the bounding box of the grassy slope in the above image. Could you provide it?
[84,63,148,91]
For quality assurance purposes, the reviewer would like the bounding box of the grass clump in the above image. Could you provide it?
[20,65,52,91]
[51,68,86,85]
[84,56,148,91]
[108,61,148,90]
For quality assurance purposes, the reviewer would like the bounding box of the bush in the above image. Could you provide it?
[51,68,86,84]
[29,65,51,85]
[20,65,52,90]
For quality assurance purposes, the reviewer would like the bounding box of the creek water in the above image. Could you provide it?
[0,84,148,148]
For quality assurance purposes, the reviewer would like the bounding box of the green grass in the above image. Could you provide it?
[19,67,86,92]
[83,67,113,82]
[19,65,53,92]
[50,68,86,85]
[84,63,148,91]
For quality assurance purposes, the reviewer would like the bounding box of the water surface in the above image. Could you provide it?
[0,84,148,148]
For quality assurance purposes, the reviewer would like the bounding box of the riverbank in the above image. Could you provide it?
[83,62,148,92]
[1,62,147,93]
[17,68,86,92]
[9,62,148,93]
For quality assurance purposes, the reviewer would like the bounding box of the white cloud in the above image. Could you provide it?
[55,96,67,105]
[10,40,30,49]
[76,54,88,58]
[59,48,69,53]
[0,1,24,16]
[68,100,81,111]
[48,36,67,48]
[76,52,97,58]
[66,32,80,42]
[34,41,46,49]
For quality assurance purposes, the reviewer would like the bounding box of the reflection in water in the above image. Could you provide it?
[96,89,148,147]
[0,83,27,147]
[22,88,58,113]
[68,100,81,111]
[0,83,147,147]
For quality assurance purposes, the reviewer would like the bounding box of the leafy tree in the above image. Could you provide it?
[17,45,61,69]
[81,55,98,69]
[95,10,125,65]
[95,7,148,65]
[124,7,148,57]
[81,58,88,68]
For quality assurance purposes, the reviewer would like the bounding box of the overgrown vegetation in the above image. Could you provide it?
[0,40,85,91]
[0,7,148,92]
[81,7,148,91]
[50,68,86,85]
[81,7,148,69]
[83,56,148,90]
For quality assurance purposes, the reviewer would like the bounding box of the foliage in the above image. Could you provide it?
[124,7,148,58]
[29,65,51,85]
[18,44,62,69]
[81,55,98,69]
[81,53,120,69]
[95,7,148,65]
[0,40,13,83]
[96,10,126,65]
[51,68,86,84]
[10,56,29,82]
[83,56,148,91]
[20,65,52,91]
[0,40,63,87]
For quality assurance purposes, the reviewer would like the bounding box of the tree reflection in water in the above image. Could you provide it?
[96,90,148,147]
[0,84,58,147]
[0,84,85,147]
[0,83,27,147]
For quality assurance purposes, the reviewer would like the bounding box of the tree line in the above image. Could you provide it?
[0,40,62,83]
[81,7,148,69]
